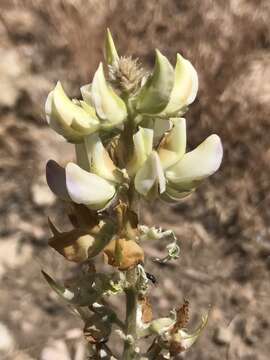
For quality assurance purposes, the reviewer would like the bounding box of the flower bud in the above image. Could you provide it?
[160,53,198,115]
[45,82,99,142]
[136,50,174,114]
[91,63,127,129]
[104,28,119,66]
[149,318,174,336]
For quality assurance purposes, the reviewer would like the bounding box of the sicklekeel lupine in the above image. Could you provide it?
[43,29,223,359]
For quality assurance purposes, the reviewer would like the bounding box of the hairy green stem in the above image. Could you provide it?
[123,278,138,359]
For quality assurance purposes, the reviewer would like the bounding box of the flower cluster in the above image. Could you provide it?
[43,29,223,359]
[46,34,222,210]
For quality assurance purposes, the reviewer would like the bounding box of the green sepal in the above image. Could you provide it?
[105,28,119,66]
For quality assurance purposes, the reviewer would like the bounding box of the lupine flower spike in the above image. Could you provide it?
[43,29,223,359]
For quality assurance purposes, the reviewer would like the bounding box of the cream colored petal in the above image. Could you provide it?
[80,83,93,105]
[161,185,192,203]
[158,117,186,169]
[79,100,96,117]
[105,28,119,66]
[162,53,198,114]
[152,118,172,145]
[46,160,71,200]
[45,90,53,124]
[91,63,127,129]
[127,127,154,176]
[45,90,82,142]
[135,151,166,197]
[53,82,99,132]
[136,50,174,114]
[166,134,223,190]
[137,117,173,145]
[66,163,116,210]
[46,82,99,142]
[75,142,91,171]
[84,134,120,183]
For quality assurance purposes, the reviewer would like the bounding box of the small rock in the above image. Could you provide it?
[16,75,53,120]
[13,353,35,360]
[227,335,256,359]
[74,341,86,360]
[0,322,15,355]
[0,238,32,278]
[31,181,55,207]
[2,8,36,39]
[243,316,260,345]
[65,328,82,340]
[41,340,71,360]
[210,307,224,322]
[0,48,28,108]
[214,326,233,345]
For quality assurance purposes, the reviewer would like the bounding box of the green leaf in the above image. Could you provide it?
[42,270,75,302]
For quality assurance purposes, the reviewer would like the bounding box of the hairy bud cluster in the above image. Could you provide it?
[108,56,146,94]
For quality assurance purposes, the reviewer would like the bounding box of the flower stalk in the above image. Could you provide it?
[42,29,223,359]
[124,280,138,359]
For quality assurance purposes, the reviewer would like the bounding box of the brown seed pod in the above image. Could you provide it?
[103,238,144,270]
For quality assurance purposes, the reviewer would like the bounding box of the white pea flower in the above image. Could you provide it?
[84,133,123,184]
[66,163,116,210]
[127,119,222,200]
[45,82,100,143]
[160,53,198,115]
[135,50,174,114]
[46,160,116,211]
[82,63,128,130]
[164,133,223,201]
[135,51,198,117]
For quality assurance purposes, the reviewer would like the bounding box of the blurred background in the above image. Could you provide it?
[0,0,270,359]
